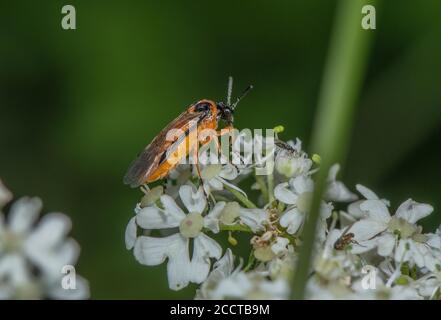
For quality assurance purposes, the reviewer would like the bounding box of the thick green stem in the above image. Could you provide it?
[224,184,257,209]
[291,0,376,299]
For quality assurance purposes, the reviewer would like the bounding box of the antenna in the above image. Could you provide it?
[226,76,233,106]
[231,84,253,109]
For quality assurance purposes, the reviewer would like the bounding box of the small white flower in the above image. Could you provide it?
[275,175,314,206]
[347,184,390,219]
[276,175,332,235]
[275,139,312,178]
[351,199,440,271]
[306,277,354,299]
[0,196,89,299]
[315,228,362,281]
[271,237,290,256]
[351,276,423,300]
[129,185,223,290]
[239,207,269,232]
[415,269,441,298]
[195,248,240,299]
[202,270,289,300]
[267,252,296,280]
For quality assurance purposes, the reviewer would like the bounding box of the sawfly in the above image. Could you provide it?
[124,77,253,189]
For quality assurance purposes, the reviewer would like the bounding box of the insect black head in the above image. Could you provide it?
[216,76,253,126]
[216,102,234,126]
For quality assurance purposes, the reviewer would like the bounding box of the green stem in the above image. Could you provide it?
[255,173,269,202]
[243,251,256,272]
[219,223,254,233]
[267,173,275,204]
[224,184,257,209]
[291,0,376,299]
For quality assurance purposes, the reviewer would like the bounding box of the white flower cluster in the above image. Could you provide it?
[0,179,89,299]
[125,137,441,300]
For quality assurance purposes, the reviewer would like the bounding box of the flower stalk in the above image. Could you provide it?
[291,0,377,299]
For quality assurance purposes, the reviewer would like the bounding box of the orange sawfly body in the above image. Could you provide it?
[124,78,252,188]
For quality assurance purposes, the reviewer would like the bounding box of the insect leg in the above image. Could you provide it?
[215,126,241,172]
[191,144,213,210]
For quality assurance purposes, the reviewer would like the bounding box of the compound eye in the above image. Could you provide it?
[194,102,210,112]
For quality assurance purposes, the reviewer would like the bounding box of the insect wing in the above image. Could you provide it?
[123,110,206,187]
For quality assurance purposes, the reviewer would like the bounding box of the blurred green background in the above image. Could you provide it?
[1,1,440,299]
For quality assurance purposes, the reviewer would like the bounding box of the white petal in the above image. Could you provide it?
[426,233,441,249]
[406,241,425,268]
[395,199,433,224]
[259,278,289,299]
[134,234,193,290]
[412,242,438,271]
[325,181,358,202]
[327,164,340,181]
[239,208,268,232]
[219,164,239,180]
[25,238,80,277]
[280,208,304,234]
[339,210,356,226]
[320,202,333,219]
[208,178,223,191]
[0,254,30,284]
[160,194,186,217]
[125,216,137,250]
[25,213,72,249]
[360,200,391,223]
[325,229,341,249]
[347,200,366,219]
[212,248,235,278]
[351,219,387,241]
[355,184,379,200]
[189,234,222,283]
[376,233,395,256]
[136,206,182,229]
[204,201,226,234]
[271,237,289,255]
[179,185,206,213]
[165,237,192,290]
[291,175,314,194]
[134,233,185,266]
[212,272,252,299]
[56,239,80,267]
[8,197,42,234]
[350,238,377,254]
[274,182,297,205]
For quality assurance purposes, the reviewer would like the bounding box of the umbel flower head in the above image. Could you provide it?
[0,180,89,299]
[125,135,441,300]
[126,185,223,290]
